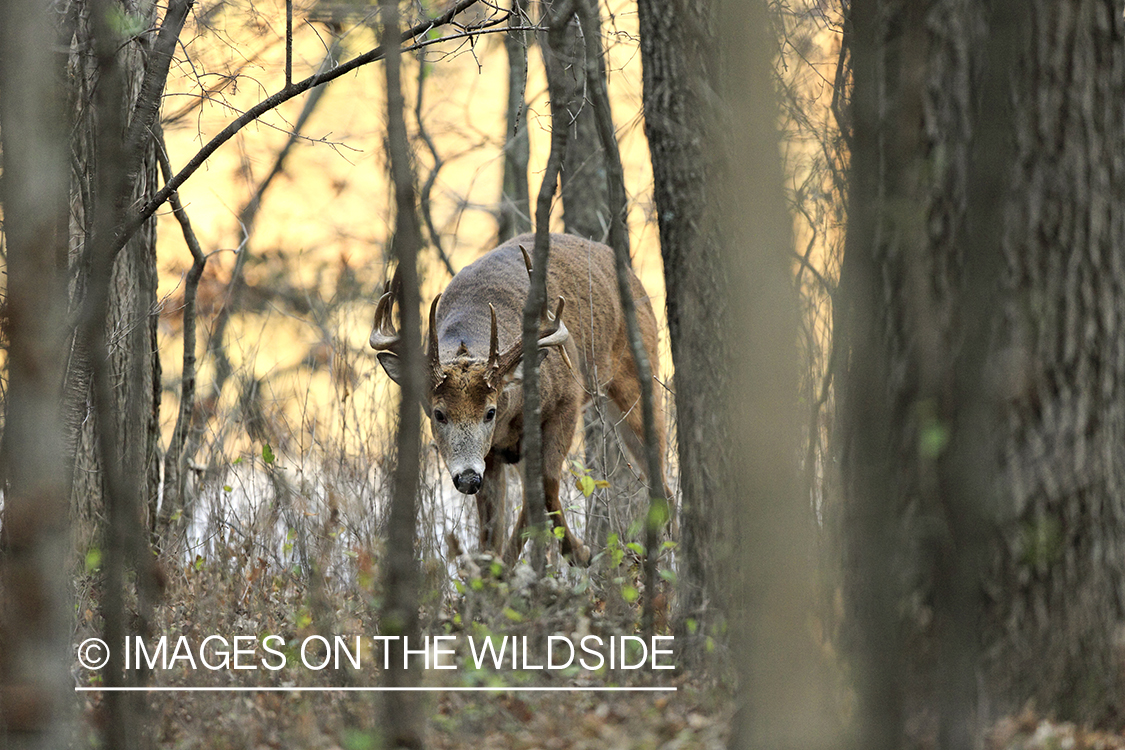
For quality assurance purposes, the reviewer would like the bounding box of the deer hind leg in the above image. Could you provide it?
[476,455,507,556]
[606,369,678,536]
[503,500,528,567]
[502,476,591,567]
[543,398,591,566]
[544,474,591,566]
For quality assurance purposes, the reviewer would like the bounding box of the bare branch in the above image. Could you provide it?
[120,0,485,251]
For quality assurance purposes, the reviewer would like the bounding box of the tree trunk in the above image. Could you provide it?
[498,0,532,242]
[536,0,645,556]
[0,2,75,744]
[637,0,727,655]
[839,0,1125,736]
[716,2,839,747]
[65,0,163,558]
[380,2,424,746]
[988,0,1125,722]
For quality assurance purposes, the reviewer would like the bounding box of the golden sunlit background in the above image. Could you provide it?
[156,0,665,456]
[152,0,841,528]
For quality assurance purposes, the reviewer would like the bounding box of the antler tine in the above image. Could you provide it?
[518,244,556,322]
[428,295,443,380]
[537,297,569,348]
[543,297,574,372]
[488,303,500,369]
[519,245,533,279]
[369,291,399,351]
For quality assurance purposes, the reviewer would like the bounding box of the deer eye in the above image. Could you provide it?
[433,408,448,424]
[484,407,497,423]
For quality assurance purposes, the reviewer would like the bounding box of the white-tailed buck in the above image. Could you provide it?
[370,233,672,566]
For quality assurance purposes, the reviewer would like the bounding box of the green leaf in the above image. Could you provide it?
[626,542,645,556]
[262,443,276,464]
[553,526,565,540]
[647,498,670,528]
[577,474,596,497]
[620,585,639,603]
[223,485,233,493]
[659,569,677,584]
[85,547,102,574]
[502,607,524,622]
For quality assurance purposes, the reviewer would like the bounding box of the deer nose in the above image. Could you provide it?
[453,469,482,494]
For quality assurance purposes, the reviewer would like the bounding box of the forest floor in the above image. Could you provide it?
[68,512,1125,748]
[72,536,730,749]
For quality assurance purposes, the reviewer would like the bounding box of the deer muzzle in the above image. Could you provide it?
[452,467,483,495]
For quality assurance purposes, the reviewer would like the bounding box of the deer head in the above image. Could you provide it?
[369,270,569,495]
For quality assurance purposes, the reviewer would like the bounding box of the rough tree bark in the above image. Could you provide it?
[637,0,727,653]
[64,0,166,567]
[839,0,1125,739]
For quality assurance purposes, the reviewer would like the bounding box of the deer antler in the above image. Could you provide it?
[369,290,399,351]
[487,296,571,388]
[370,268,445,387]
[427,295,443,384]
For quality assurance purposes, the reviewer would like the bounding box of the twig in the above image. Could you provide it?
[414,57,457,277]
[576,0,665,640]
[119,0,485,252]
[155,126,207,539]
[285,0,293,89]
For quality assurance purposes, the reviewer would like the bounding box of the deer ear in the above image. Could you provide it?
[378,352,435,417]
[376,352,404,385]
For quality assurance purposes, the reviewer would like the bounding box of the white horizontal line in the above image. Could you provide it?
[75,686,675,693]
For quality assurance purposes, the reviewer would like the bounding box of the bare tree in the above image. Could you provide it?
[498,0,532,241]
[516,0,584,573]
[379,1,425,746]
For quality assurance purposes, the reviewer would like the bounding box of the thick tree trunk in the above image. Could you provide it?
[536,0,646,556]
[498,0,532,242]
[988,0,1125,722]
[839,0,1125,736]
[637,0,727,653]
[0,2,75,744]
[65,0,163,555]
[540,3,608,242]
